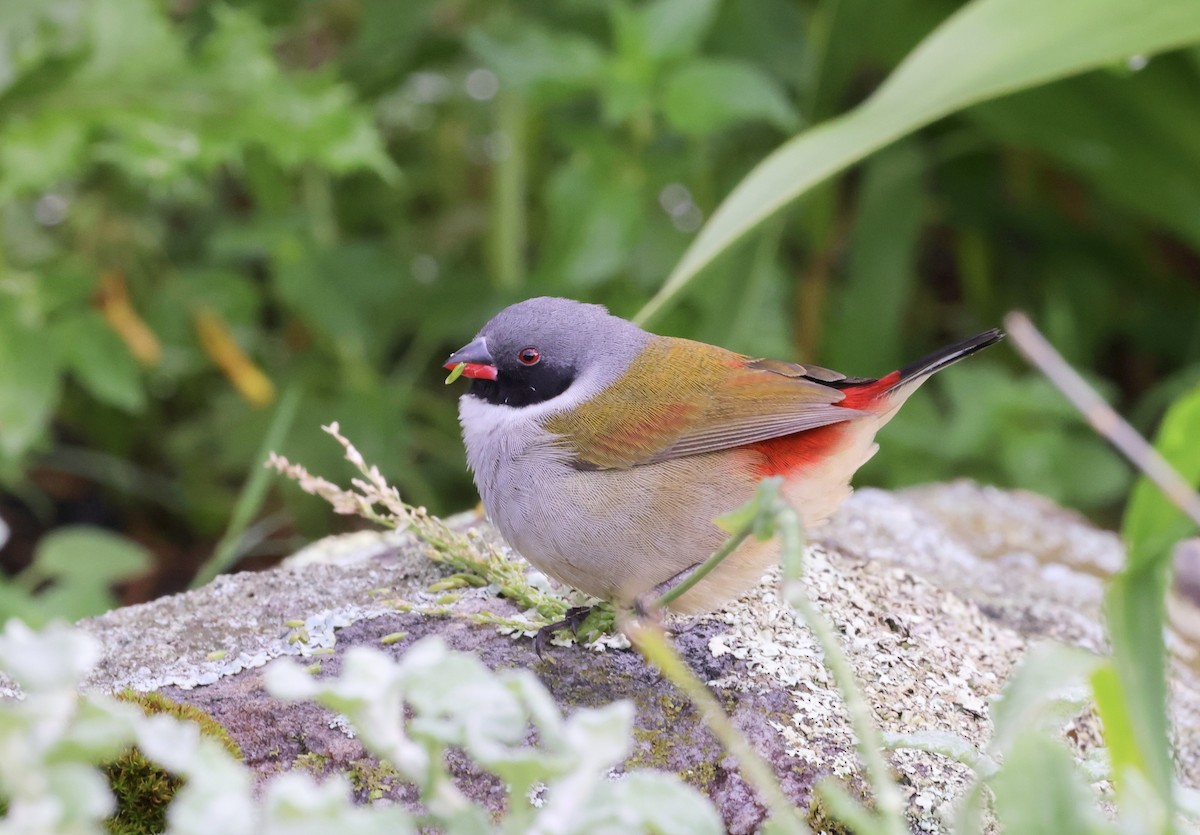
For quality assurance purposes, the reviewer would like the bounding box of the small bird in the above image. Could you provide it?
[445,297,1001,614]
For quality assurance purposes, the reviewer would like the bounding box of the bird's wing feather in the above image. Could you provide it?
[544,337,868,470]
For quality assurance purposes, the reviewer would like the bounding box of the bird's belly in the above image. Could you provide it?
[479,447,774,611]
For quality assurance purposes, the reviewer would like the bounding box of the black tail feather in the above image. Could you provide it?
[891,328,1004,390]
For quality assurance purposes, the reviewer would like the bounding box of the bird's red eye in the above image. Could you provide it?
[518,347,541,366]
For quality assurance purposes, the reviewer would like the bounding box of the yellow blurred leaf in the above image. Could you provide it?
[194,307,276,407]
[95,272,161,367]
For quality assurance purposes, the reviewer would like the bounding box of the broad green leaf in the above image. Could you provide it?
[9,527,154,619]
[53,311,145,413]
[33,525,153,586]
[708,0,808,90]
[662,58,800,137]
[637,0,1200,323]
[990,734,1115,835]
[0,112,90,198]
[1004,425,1132,510]
[271,239,374,357]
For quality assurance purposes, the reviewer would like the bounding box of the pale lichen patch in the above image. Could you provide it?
[698,539,1026,830]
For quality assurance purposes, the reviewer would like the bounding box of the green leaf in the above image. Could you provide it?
[1107,382,1200,808]
[822,141,924,371]
[969,63,1200,250]
[32,526,153,586]
[1122,382,1200,568]
[612,0,720,65]
[0,580,45,627]
[21,582,116,625]
[584,771,724,835]
[53,311,145,412]
[467,24,604,102]
[0,312,61,461]
[0,0,87,97]
[537,155,644,288]
[662,58,800,136]
[990,734,1115,835]
[637,0,1200,323]
[0,112,90,198]
[1090,661,1147,794]
[1105,573,1174,808]
[988,642,1101,757]
[0,0,394,197]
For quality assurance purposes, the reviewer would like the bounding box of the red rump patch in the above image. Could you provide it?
[748,368,903,477]
[836,370,900,410]
[750,424,846,477]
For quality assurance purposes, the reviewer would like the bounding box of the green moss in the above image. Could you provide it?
[623,690,725,791]
[293,753,401,803]
[346,758,401,801]
[293,752,331,775]
[682,758,719,786]
[104,690,242,835]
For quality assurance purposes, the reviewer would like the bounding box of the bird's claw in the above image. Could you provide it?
[533,605,593,658]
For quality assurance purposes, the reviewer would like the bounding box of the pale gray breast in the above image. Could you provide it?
[458,395,574,538]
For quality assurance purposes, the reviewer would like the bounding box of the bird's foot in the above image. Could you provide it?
[533,605,594,658]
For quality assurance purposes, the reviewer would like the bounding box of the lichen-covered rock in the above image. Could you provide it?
[20,483,1200,833]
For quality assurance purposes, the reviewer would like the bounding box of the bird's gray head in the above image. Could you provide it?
[444,297,651,408]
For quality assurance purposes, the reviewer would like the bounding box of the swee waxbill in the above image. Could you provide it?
[445,297,1001,613]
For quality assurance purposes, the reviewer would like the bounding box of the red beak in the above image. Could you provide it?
[444,337,498,381]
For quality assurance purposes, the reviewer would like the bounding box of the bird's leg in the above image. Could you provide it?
[533,605,594,657]
[649,523,753,611]
[633,562,704,621]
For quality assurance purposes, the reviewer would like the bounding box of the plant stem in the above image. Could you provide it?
[1006,311,1200,530]
[193,384,302,587]
[775,499,908,835]
[623,614,812,835]
[489,92,527,290]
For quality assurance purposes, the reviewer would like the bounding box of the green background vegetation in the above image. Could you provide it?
[1,0,1199,607]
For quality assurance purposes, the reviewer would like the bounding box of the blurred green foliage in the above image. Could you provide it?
[0,525,151,625]
[1,0,1199,595]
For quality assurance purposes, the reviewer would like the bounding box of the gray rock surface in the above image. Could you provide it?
[30,483,1200,832]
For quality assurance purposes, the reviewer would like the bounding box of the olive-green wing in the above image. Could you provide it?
[544,337,868,470]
